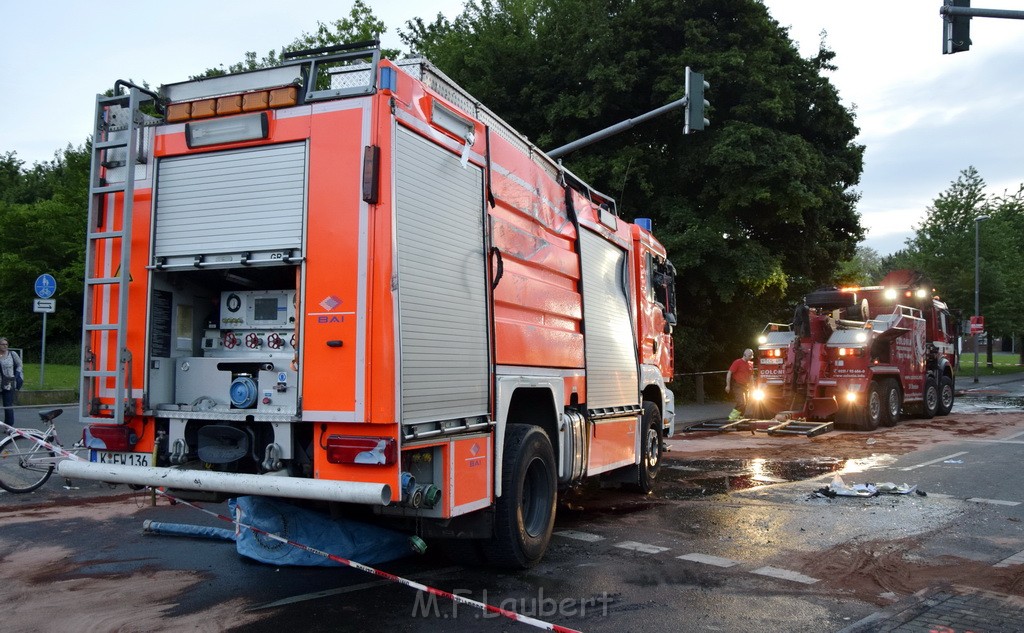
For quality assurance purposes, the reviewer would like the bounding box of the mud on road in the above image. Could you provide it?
[2,411,1023,632]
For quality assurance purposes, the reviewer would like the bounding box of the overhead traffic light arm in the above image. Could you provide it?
[941,1,1024,54]
[546,66,710,159]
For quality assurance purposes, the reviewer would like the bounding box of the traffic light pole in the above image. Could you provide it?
[942,5,1024,19]
[547,67,708,159]
[547,97,688,159]
[941,2,1024,54]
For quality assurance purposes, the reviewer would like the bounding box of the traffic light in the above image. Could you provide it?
[684,66,709,134]
[943,0,972,54]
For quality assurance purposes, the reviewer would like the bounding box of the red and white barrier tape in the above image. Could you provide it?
[1,421,584,633]
[160,491,584,633]
[0,421,85,461]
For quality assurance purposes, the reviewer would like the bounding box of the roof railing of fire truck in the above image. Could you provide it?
[280,39,382,103]
[111,79,165,114]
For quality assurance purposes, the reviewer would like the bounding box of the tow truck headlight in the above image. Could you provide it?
[855,332,868,343]
[752,388,766,402]
[845,391,858,403]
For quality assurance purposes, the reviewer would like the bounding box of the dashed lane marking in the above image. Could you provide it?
[677,553,740,568]
[750,566,820,585]
[967,497,1021,506]
[995,550,1024,568]
[554,530,605,542]
[900,451,969,471]
[614,541,670,555]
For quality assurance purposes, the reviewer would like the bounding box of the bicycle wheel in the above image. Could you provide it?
[0,434,56,493]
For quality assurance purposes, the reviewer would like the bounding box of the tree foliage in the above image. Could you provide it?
[194,0,399,78]
[0,146,90,359]
[1,0,869,376]
[402,0,864,371]
[834,245,885,287]
[900,167,1024,361]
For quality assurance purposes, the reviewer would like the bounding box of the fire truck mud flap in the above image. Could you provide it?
[58,460,392,505]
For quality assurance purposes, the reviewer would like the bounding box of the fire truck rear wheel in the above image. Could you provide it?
[630,401,662,494]
[881,378,901,427]
[483,424,556,569]
[937,375,955,416]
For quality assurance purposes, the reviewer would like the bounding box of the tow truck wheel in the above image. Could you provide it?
[862,380,883,431]
[630,402,662,494]
[921,379,939,419]
[937,375,955,416]
[483,424,556,569]
[881,378,901,427]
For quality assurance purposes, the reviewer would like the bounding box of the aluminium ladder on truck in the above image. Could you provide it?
[79,82,159,426]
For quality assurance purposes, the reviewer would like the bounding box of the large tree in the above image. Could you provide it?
[0,146,90,360]
[901,167,1024,364]
[403,0,864,372]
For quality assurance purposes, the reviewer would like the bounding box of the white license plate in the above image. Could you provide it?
[760,358,784,365]
[91,450,151,467]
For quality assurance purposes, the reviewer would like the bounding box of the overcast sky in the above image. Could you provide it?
[2,1,1021,256]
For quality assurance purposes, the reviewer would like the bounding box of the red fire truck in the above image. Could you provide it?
[60,41,677,568]
[751,270,958,430]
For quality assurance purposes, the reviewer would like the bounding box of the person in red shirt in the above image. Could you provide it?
[725,348,753,420]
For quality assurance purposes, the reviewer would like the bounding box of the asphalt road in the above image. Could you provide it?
[2,381,1024,632]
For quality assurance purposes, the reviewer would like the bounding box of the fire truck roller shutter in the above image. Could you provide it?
[579,229,640,411]
[394,128,490,425]
[153,143,305,259]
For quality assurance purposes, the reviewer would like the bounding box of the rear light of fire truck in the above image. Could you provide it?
[325,436,397,466]
[84,425,138,451]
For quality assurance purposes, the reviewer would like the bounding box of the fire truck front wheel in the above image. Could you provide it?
[630,402,662,494]
[485,424,557,569]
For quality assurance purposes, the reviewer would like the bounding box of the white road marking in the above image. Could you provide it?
[899,451,969,471]
[967,497,1021,506]
[677,553,740,568]
[614,540,670,554]
[750,566,819,585]
[555,530,605,542]
[995,550,1024,568]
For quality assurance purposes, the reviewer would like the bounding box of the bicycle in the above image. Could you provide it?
[0,408,77,493]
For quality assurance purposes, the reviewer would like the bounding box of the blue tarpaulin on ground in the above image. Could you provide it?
[144,496,414,567]
[229,496,413,567]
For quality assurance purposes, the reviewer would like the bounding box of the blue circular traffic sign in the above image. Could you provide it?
[35,274,57,299]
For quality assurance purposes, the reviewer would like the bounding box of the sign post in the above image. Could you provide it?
[34,274,57,388]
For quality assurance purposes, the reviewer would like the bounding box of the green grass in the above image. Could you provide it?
[964,351,1024,377]
[20,363,80,391]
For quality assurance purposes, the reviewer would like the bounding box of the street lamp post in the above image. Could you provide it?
[974,214,991,383]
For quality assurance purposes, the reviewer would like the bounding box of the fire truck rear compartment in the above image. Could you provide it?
[146,265,302,477]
